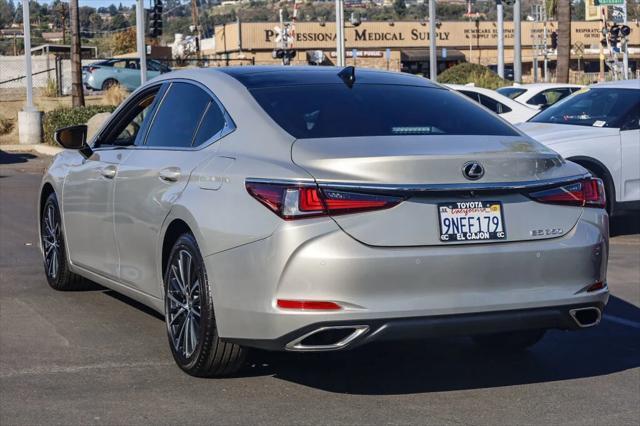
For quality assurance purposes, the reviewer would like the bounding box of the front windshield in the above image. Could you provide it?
[530,88,640,128]
[496,87,527,99]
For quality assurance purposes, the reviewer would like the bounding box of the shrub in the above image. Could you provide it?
[102,84,130,106]
[43,105,116,146]
[438,62,509,90]
[42,78,58,97]
[0,115,14,136]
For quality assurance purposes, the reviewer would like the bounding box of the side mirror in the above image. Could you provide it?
[54,125,93,158]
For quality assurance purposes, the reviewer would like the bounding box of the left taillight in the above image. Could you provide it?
[528,177,606,209]
[245,181,401,220]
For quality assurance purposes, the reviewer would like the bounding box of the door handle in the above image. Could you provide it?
[100,165,117,179]
[159,167,181,182]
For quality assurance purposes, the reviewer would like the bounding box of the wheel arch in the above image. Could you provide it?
[39,182,56,221]
[159,206,208,289]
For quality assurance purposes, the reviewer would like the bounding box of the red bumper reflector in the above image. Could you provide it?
[277,299,342,310]
[586,281,606,292]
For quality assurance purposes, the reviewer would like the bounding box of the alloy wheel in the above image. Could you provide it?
[42,203,61,280]
[166,249,202,359]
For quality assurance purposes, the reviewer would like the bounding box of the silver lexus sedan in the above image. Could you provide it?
[40,67,609,377]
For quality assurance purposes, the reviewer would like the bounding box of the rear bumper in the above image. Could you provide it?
[205,207,609,346]
[224,301,606,351]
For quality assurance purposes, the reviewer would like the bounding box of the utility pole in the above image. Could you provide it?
[69,0,84,107]
[135,0,147,84]
[497,0,504,78]
[429,0,437,81]
[513,0,521,83]
[335,0,345,66]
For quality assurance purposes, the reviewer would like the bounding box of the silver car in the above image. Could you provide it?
[40,67,609,377]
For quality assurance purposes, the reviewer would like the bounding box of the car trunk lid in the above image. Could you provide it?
[291,135,587,247]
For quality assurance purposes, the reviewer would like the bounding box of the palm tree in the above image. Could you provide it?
[548,0,571,83]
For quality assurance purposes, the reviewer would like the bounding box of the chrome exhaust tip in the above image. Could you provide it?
[285,325,369,351]
[569,307,602,328]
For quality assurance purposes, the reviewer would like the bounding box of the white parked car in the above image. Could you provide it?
[518,80,640,214]
[446,84,538,124]
[497,83,583,110]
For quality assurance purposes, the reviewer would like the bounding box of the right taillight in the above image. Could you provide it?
[528,178,606,208]
[246,181,402,220]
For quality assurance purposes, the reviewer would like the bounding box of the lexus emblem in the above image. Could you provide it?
[462,161,485,180]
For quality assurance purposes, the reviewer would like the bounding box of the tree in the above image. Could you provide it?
[0,0,16,29]
[393,0,407,17]
[70,0,85,107]
[112,27,136,54]
[556,0,571,83]
[111,13,128,29]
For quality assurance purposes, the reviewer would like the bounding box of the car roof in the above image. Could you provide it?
[589,79,640,90]
[444,84,534,109]
[508,83,583,90]
[217,66,440,89]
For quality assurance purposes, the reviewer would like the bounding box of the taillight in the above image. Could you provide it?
[528,178,606,208]
[86,66,98,73]
[245,181,401,220]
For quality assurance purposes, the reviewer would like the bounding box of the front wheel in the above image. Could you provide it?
[472,329,546,351]
[164,233,246,377]
[40,193,87,290]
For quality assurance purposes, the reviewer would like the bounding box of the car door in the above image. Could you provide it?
[619,99,640,202]
[121,59,141,90]
[114,80,232,297]
[62,85,162,279]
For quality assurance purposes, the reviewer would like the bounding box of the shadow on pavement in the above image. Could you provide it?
[0,150,37,165]
[241,295,639,395]
[79,267,639,394]
[610,213,640,237]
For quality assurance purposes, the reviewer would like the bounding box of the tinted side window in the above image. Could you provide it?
[459,90,480,103]
[478,93,501,113]
[146,82,211,148]
[193,101,226,146]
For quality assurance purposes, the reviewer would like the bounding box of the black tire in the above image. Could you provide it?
[40,193,87,291]
[164,233,246,377]
[472,329,546,352]
[101,79,119,91]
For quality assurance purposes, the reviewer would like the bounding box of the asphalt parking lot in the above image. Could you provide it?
[1,150,639,425]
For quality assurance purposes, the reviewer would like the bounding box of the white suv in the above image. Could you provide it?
[518,80,640,214]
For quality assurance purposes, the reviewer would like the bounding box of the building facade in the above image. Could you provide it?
[209,20,640,77]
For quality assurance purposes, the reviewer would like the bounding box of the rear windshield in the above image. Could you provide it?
[250,84,519,139]
[496,87,527,99]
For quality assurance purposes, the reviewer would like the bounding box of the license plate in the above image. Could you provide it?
[438,201,506,242]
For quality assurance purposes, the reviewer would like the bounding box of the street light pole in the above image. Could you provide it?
[22,0,33,111]
[335,0,345,67]
[513,0,522,83]
[136,0,147,84]
[497,0,504,78]
[429,0,437,81]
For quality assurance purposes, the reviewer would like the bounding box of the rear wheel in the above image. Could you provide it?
[40,193,87,290]
[101,78,119,91]
[472,329,546,351]
[164,233,246,377]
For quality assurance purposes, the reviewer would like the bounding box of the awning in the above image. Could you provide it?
[401,48,465,62]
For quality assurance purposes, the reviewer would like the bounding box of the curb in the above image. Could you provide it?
[1,144,63,156]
